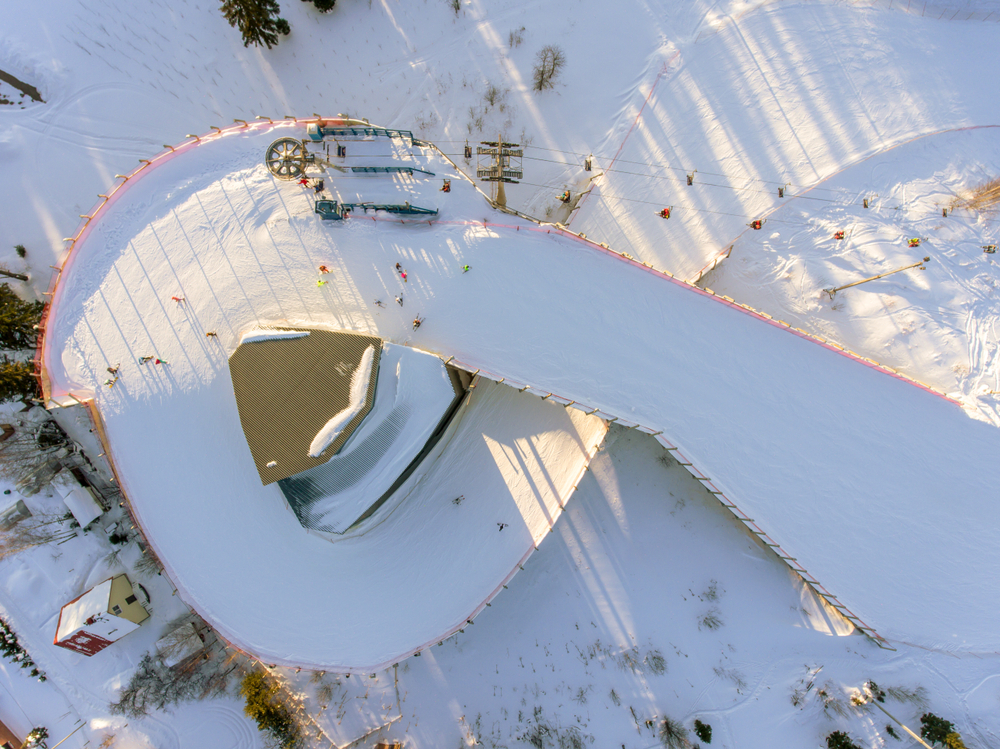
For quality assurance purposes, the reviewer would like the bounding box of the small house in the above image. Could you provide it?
[54,574,149,656]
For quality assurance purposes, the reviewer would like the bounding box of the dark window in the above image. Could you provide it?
[125,595,137,605]
[111,604,122,615]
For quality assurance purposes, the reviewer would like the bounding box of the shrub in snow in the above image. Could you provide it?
[220,0,286,49]
[659,716,689,749]
[920,713,967,749]
[14,245,26,258]
[826,731,861,749]
[532,45,565,91]
[693,719,712,744]
[275,17,290,34]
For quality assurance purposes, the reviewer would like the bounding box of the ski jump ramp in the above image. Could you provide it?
[42,121,1000,665]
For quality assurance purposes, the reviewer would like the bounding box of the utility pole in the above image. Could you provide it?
[477,133,522,208]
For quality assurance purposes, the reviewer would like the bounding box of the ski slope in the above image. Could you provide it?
[41,122,1000,659]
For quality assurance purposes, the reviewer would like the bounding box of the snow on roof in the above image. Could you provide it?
[155,623,204,668]
[51,473,103,527]
[282,343,462,535]
[238,328,310,345]
[228,328,382,484]
[308,345,376,457]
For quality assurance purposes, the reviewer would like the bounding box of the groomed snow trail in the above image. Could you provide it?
[41,123,1000,657]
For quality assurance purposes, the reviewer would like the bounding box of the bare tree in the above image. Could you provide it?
[0,420,68,486]
[532,45,565,91]
[0,513,76,561]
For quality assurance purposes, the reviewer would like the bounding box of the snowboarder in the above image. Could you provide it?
[298,177,309,186]
[441,179,451,193]
[412,316,423,330]
[373,299,386,308]
[318,265,331,274]
[497,522,507,532]
[171,296,184,303]
[206,331,218,337]
[453,495,465,505]
[658,207,671,220]
[395,295,403,306]
[462,265,471,273]
[104,376,118,388]
[750,219,763,230]
[317,279,327,287]
[106,363,120,375]
[154,358,168,365]
[833,230,845,240]
[138,355,154,365]
[401,270,407,282]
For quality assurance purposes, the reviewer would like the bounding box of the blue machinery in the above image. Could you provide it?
[314,200,438,221]
[305,124,415,142]
[265,126,438,220]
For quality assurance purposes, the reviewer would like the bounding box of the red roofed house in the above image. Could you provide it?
[54,574,149,656]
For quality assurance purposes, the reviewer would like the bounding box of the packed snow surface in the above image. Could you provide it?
[307,345,375,457]
[42,125,1000,656]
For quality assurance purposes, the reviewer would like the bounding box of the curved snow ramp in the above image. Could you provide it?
[42,122,1000,658]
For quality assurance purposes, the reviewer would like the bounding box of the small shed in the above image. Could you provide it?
[51,471,103,528]
[54,574,149,656]
[155,622,207,668]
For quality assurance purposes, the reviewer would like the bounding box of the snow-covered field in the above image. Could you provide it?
[3,0,1000,746]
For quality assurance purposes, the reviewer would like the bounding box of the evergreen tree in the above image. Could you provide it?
[306,0,336,12]
[826,731,862,749]
[239,670,298,748]
[0,357,37,403]
[220,0,286,49]
[920,714,967,749]
[0,284,44,351]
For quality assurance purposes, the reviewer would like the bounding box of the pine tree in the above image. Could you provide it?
[220,0,285,49]
[0,284,44,351]
[0,357,37,403]
[920,714,967,749]
[303,0,336,12]
[239,670,298,748]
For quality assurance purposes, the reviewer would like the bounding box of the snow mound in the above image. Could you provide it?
[308,346,376,458]
[239,329,310,345]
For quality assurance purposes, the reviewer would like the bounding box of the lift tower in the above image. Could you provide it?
[477,134,523,208]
